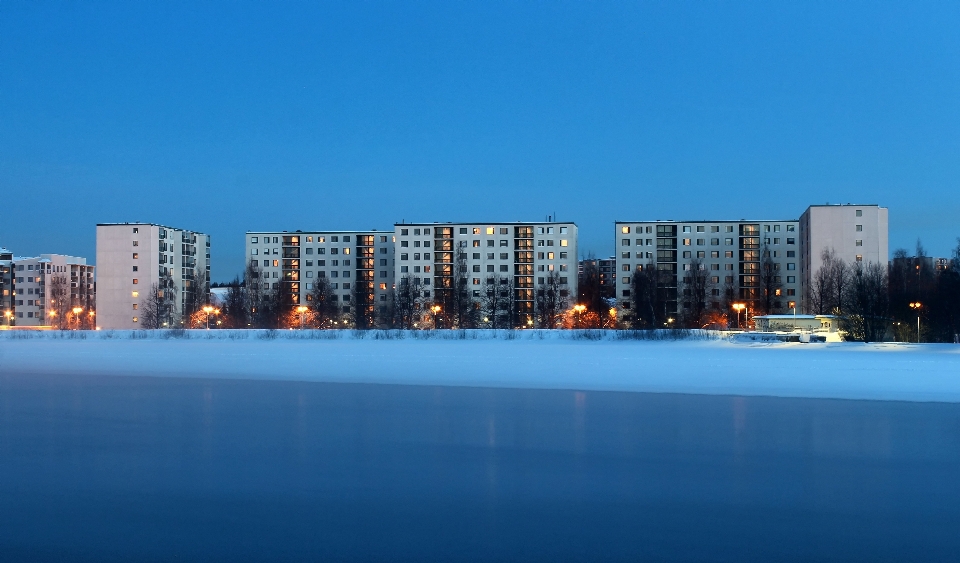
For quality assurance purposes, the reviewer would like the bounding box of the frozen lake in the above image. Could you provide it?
[2,370,959,561]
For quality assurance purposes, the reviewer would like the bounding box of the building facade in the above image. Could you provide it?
[799,204,889,312]
[245,231,395,323]
[96,223,210,329]
[9,254,95,327]
[1,248,14,325]
[393,222,578,327]
[615,219,802,321]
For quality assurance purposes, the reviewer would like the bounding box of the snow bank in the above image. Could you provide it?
[2,330,959,403]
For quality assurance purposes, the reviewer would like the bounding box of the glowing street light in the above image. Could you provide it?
[72,307,83,330]
[573,304,586,328]
[296,305,309,330]
[202,305,216,329]
[431,305,441,329]
[732,303,745,329]
[909,302,922,343]
[4,310,11,327]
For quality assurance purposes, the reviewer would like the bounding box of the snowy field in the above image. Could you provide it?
[2,329,959,403]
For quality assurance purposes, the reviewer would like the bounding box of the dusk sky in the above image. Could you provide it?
[2,1,958,281]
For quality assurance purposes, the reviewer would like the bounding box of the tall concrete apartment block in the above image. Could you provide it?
[4,254,95,327]
[615,219,802,316]
[393,222,578,325]
[97,223,210,329]
[245,231,395,318]
[799,204,889,311]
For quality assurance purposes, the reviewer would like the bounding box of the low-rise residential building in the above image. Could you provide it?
[393,222,578,327]
[245,230,395,323]
[96,223,210,329]
[0,250,95,328]
[615,219,802,321]
[1,248,14,325]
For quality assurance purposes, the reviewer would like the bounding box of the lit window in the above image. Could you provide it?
[132,279,138,284]
[621,226,630,234]
[132,253,138,259]
[486,227,494,235]
[856,255,863,262]
[560,240,568,247]
[473,228,480,235]
[133,317,138,322]
[132,291,138,297]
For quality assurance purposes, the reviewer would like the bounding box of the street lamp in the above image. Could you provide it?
[431,305,441,329]
[72,307,83,330]
[573,304,586,328]
[202,305,215,329]
[4,310,12,327]
[909,302,922,343]
[788,301,797,330]
[732,303,745,329]
[296,305,308,330]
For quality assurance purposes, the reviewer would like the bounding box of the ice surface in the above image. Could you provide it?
[2,330,959,402]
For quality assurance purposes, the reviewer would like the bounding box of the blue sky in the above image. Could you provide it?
[2,1,958,281]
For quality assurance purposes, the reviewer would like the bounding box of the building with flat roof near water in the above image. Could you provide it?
[393,222,578,328]
[96,223,210,329]
[614,219,801,324]
[7,254,95,328]
[799,204,888,312]
[245,230,395,326]
[1,248,14,325]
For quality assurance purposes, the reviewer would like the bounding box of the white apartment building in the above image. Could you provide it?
[393,222,578,326]
[615,219,802,318]
[245,231,395,320]
[6,254,95,327]
[96,223,210,329]
[799,204,889,311]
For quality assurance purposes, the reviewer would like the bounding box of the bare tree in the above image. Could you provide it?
[629,262,667,328]
[842,261,890,342]
[47,273,71,329]
[244,261,269,328]
[808,249,836,314]
[535,271,567,328]
[480,275,513,329]
[679,257,713,328]
[391,275,419,329]
[450,244,475,328]
[139,274,177,329]
[756,244,783,315]
[184,266,209,321]
[830,255,850,315]
[308,275,338,328]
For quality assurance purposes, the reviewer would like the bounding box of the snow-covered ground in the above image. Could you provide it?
[1,329,959,403]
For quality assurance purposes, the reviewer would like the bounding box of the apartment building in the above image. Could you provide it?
[6,254,95,327]
[245,231,395,321]
[615,219,802,318]
[799,204,889,311]
[393,222,578,326]
[97,223,210,329]
[1,248,13,325]
[578,256,617,299]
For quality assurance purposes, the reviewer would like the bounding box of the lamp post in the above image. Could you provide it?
[431,305,441,329]
[296,305,308,330]
[732,303,745,329]
[4,310,12,327]
[89,310,96,330]
[202,305,214,329]
[573,304,586,328]
[909,302,922,343]
[72,307,83,330]
[789,301,797,330]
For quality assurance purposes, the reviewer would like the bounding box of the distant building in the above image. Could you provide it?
[394,222,578,326]
[96,223,210,329]
[245,230,395,321]
[0,247,14,325]
[799,204,888,312]
[614,219,801,318]
[8,254,95,327]
[578,256,616,299]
